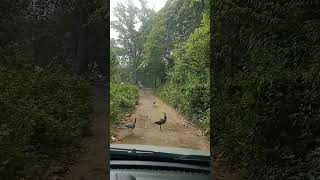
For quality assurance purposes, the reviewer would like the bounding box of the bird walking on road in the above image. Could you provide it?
[125,118,136,134]
[152,98,156,105]
[154,113,167,131]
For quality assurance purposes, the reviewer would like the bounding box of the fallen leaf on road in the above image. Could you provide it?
[111,135,117,142]
[198,129,209,136]
[203,130,209,136]
[183,122,192,128]
[50,166,66,174]
[50,175,64,180]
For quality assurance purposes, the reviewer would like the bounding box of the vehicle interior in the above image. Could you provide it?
[110,145,210,180]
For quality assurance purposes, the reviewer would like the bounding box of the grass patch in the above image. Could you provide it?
[110,81,139,124]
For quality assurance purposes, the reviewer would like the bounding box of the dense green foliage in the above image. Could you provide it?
[141,0,205,87]
[110,37,139,124]
[0,66,92,179]
[1,0,108,75]
[111,0,155,83]
[110,81,139,124]
[155,11,210,130]
[212,1,320,179]
[0,0,108,179]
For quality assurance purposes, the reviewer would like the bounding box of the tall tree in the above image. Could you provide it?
[140,0,205,87]
[111,0,155,83]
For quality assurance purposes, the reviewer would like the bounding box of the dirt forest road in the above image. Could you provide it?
[112,89,209,151]
[63,81,107,180]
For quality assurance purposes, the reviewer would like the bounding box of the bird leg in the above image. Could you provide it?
[160,125,161,131]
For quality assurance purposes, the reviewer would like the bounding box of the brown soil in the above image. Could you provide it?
[111,89,209,151]
[112,89,242,180]
[54,87,240,180]
[212,159,242,180]
[63,81,108,180]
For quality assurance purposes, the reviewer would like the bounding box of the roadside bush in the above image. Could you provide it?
[211,1,320,179]
[156,11,210,132]
[156,81,209,131]
[0,65,92,179]
[110,81,139,124]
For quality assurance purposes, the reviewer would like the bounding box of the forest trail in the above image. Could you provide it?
[63,81,107,180]
[112,89,209,151]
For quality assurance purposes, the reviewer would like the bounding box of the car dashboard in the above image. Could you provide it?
[110,160,210,180]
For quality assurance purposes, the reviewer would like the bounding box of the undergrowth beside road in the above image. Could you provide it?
[110,81,139,124]
[154,12,210,133]
[155,83,209,133]
[0,65,92,179]
[211,1,320,179]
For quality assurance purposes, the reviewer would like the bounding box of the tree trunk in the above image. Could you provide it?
[94,23,108,76]
[77,26,88,74]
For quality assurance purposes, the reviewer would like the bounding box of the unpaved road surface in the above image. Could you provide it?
[64,82,107,180]
[212,160,242,180]
[112,89,209,151]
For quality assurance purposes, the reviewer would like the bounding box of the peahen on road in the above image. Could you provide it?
[152,97,156,105]
[154,113,167,131]
[125,118,136,134]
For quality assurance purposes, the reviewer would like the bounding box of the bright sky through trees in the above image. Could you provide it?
[110,0,167,39]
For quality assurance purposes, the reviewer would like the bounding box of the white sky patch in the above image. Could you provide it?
[110,0,167,39]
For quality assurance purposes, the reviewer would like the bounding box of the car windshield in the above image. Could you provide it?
[110,0,210,161]
[110,146,210,166]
